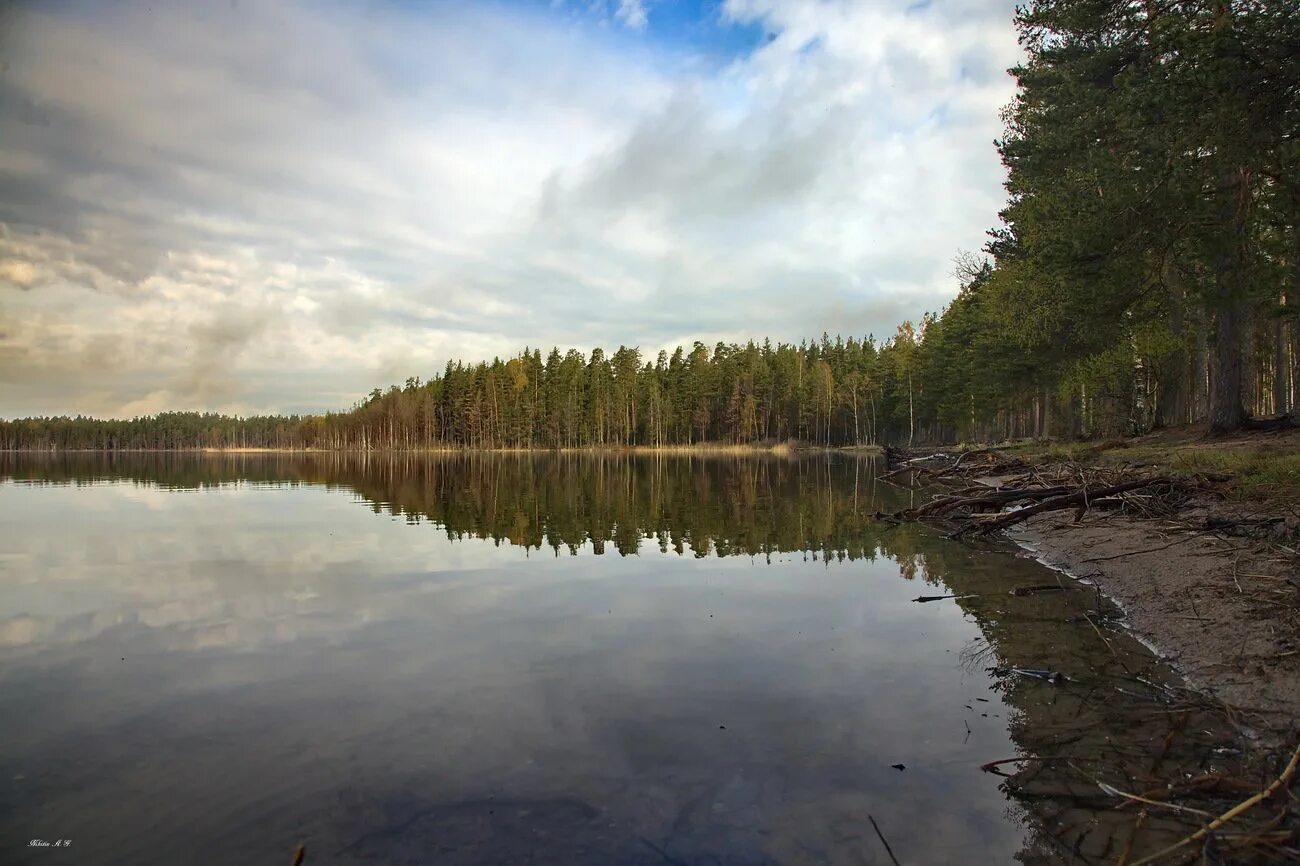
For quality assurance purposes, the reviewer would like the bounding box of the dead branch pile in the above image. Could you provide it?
[880,449,1220,537]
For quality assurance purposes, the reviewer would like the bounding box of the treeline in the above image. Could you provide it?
[3,1,1298,450]
[0,338,932,449]
[0,412,315,451]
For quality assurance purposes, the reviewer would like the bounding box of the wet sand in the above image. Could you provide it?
[1009,509,1300,743]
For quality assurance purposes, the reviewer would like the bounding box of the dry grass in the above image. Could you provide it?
[146,441,883,458]
[991,428,1300,504]
[602,440,802,456]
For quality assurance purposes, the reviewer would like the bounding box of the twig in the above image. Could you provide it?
[639,836,690,866]
[1080,535,1197,562]
[868,814,901,866]
[1116,810,1147,866]
[1082,611,1129,674]
[979,755,1102,776]
[976,478,1175,534]
[1128,742,1300,866]
[1097,781,1213,817]
[950,447,995,471]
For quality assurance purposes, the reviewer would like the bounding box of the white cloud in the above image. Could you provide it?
[615,0,650,30]
[0,0,1020,417]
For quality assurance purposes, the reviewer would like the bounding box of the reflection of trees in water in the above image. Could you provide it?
[959,636,997,675]
[4,450,1251,863]
[941,566,1253,864]
[2,452,951,577]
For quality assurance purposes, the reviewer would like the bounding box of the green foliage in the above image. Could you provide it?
[0,336,932,449]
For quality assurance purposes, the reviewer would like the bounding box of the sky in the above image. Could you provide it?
[0,0,1021,418]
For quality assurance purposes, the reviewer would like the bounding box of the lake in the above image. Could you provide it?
[0,452,1240,864]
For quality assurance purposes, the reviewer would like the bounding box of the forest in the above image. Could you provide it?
[3,1,1297,451]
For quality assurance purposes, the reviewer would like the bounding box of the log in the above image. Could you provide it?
[911,485,1072,518]
[974,477,1174,534]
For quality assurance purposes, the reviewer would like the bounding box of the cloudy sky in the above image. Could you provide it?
[0,0,1020,418]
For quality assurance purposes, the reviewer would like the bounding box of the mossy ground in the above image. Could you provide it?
[964,426,1300,505]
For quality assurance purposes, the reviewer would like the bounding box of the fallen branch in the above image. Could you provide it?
[979,755,1102,777]
[868,814,901,866]
[911,485,1072,518]
[974,477,1174,534]
[1128,742,1300,866]
[950,447,997,471]
[1097,781,1213,818]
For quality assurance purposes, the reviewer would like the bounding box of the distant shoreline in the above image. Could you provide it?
[2,443,886,456]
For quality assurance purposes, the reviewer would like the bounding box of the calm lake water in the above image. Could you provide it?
[0,453,1240,865]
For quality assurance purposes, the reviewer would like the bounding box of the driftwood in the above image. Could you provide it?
[910,485,1072,518]
[968,477,1174,534]
[886,473,1183,537]
[1127,742,1300,866]
[878,447,1215,540]
[881,447,1028,484]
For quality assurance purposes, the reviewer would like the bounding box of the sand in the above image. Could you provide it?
[1008,508,1300,742]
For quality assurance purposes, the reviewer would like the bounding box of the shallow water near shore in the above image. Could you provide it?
[0,452,1248,864]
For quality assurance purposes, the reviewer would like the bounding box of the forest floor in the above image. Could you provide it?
[1000,425,1300,504]
[1016,429,1300,739]
[888,425,1300,743]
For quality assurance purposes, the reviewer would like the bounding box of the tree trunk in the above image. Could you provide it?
[1157,268,1188,427]
[1209,300,1248,433]
[1273,298,1287,416]
[1193,312,1209,422]
[1208,168,1251,434]
[907,373,914,448]
[1041,385,1051,439]
[1243,304,1258,416]
[851,388,860,445]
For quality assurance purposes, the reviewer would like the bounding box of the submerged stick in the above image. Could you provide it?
[1096,782,1212,818]
[867,814,901,866]
[979,755,1101,776]
[1128,742,1300,866]
[1116,810,1147,866]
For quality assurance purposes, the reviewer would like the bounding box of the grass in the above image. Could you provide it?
[990,431,1300,504]
[610,441,801,456]
[1113,447,1300,501]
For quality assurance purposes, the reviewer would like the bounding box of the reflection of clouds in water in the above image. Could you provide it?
[0,474,983,662]
[0,462,1039,866]
[0,458,1220,865]
[0,482,530,652]
[0,471,972,663]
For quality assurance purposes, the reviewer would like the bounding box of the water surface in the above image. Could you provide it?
[0,453,1239,864]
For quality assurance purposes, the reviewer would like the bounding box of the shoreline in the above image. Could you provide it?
[1006,512,1300,742]
[885,432,1300,747]
[0,443,885,456]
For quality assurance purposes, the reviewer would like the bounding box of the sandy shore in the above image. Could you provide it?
[1008,508,1300,742]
